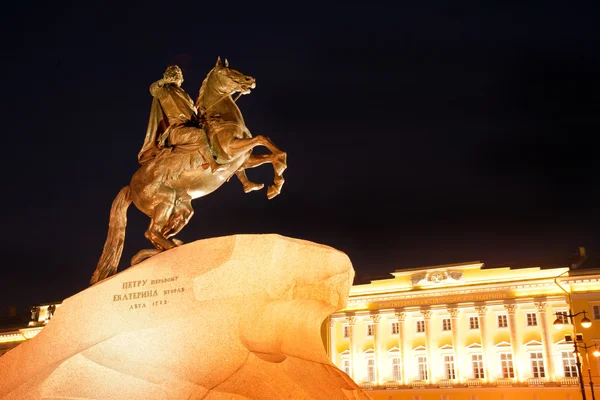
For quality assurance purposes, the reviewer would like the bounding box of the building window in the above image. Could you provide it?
[472,354,484,379]
[497,315,508,328]
[366,324,374,336]
[526,313,538,326]
[530,352,545,378]
[444,355,456,379]
[342,359,351,376]
[416,320,425,333]
[391,357,401,381]
[391,322,399,335]
[367,358,375,382]
[442,318,452,331]
[593,305,600,320]
[499,353,514,378]
[556,311,569,324]
[343,325,350,338]
[562,351,578,377]
[469,316,479,329]
[417,356,428,380]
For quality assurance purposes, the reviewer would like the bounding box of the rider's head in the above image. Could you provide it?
[163,65,183,86]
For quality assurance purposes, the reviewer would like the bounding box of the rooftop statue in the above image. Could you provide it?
[90,57,287,284]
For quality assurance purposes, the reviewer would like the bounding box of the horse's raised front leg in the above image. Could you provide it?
[234,153,276,193]
[224,136,287,198]
[224,136,286,171]
[237,153,284,199]
[242,153,277,169]
[235,169,264,193]
[267,174,285,199]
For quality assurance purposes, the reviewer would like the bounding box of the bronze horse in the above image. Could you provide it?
[90,58,286,284]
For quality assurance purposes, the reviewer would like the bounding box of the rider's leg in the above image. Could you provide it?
[170,126,227,172]
[198,142,227,173]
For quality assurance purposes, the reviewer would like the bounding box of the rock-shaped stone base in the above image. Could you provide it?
[0,234,369,400]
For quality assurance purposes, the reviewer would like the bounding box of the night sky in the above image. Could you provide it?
[1,3,598,315]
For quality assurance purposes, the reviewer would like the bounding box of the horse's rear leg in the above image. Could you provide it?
[145,190,178,251]
[162,198,194,239]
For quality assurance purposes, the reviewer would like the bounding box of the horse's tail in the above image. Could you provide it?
[90,186,132,285]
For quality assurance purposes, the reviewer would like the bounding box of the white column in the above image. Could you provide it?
[505,304,520,380]
[396,310,407,385]
[422,309,433,384]
[346,315,357,380]
[448,307,461,381]
[475,306,491,381]
[535,301,555,380]
[329,317,336,365]
[370,313,381,384]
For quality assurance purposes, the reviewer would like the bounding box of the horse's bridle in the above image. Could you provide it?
[199,69,247,118]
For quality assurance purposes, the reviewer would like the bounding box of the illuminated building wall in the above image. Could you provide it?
[0,303,61,356]
[326,262,600,400]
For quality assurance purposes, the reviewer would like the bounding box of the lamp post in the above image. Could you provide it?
[577,342,600,400]
[554,310,592,400]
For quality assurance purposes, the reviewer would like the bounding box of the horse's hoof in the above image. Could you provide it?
[243,182,264,193]
[267,175,284,199]
[274,152,287,176]
[267,185,280,199]
[273,175,285,189]
[131,249,162,265]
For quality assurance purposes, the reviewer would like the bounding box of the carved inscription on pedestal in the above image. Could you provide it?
[112,276,186,310]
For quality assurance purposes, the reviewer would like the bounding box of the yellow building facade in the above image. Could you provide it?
[326,262,600,400]
[0,303,61,356]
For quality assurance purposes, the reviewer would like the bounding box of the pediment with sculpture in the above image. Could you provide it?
[410,270,464,286]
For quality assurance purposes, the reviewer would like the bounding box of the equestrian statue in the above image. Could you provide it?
[90,57,287,284]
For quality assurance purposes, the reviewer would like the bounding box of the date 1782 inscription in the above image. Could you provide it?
[113,276,185,310]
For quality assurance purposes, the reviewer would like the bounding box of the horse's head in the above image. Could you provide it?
[210,57,256,96]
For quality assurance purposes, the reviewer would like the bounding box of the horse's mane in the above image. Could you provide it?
[196,67,215,109]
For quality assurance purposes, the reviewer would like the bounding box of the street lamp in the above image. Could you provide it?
[575,342,599,400]
[554,310,593,400]
[554,310,592,329]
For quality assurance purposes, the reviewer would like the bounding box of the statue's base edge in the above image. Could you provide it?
[0,234,370,400]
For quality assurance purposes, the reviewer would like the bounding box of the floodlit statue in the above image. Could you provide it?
[90,57,287,284]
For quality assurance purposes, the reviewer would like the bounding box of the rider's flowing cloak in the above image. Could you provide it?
[138,98,169,164]
[136,90,213,182]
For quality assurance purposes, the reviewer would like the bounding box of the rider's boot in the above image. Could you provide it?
[208,158,227,173]
[199,148,227,172]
